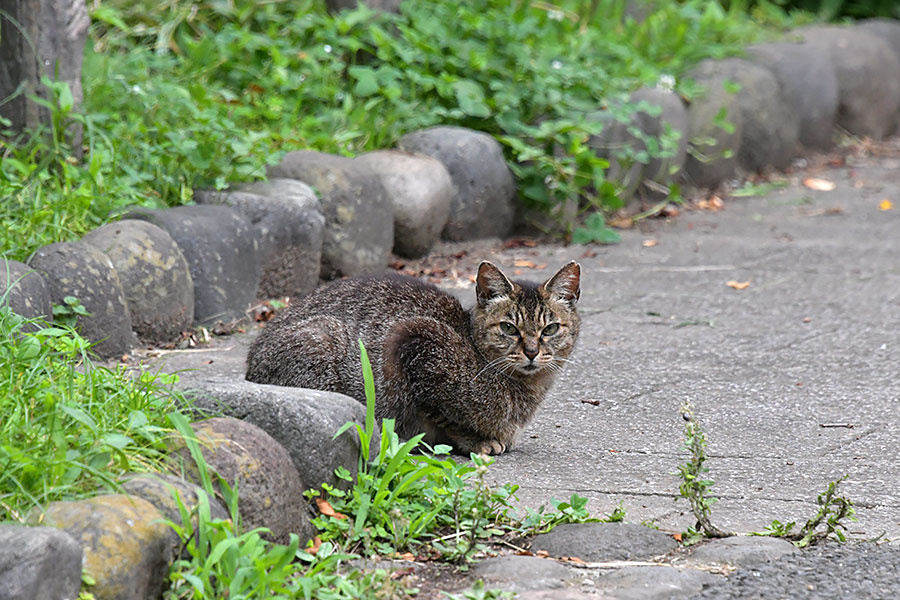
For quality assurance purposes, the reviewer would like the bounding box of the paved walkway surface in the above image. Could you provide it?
[486,152,900,540]
[142,142,900,596]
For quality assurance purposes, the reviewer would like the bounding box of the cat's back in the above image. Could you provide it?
[267,272,469,337]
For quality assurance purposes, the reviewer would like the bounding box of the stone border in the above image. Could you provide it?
[2,18,900,599]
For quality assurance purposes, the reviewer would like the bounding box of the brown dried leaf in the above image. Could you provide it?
[316,497,347,520]
[514,259,538,268]
[608,216,634,229]
[308,536,323,555]
[726,280,751,290]
[536,550,550,558]
[503,239,538,249]
[642,239,658,248]
[803,177,836,191]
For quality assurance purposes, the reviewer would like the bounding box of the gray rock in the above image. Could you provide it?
[27,241,135,358]
[398,126,516,241]
[120,471,229,525]
[471,555,574,592]
[682,72,744,188]
[354,150,453,258]
[171,416,314,545]
[531,522,678,562]
[630,86,690,184]
[268,151,393,278]
[82,219,194,344]
[36,494,176,600]
[178,377,366,489]
[746,42,839,150]
[686,535,799,568]
[687,58,799,173]
[0,524,82,600]
[195,179,324,298]
[125,205,262,326]
[586,108,646,202]
[858,18,900,61]
[856,19,900,135]
[795,25,900,140]
[0,259,52,325]
[597,565,720,600]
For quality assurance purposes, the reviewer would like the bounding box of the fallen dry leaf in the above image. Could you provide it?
[503,238,538,249]
[536,550,549,558]
[642,239,658,248]
[880,199,893,211]
[697,195,724,211]
[514,259,538,268]
[673,532,683,543]
[608,216,634,229]
[560,556,586,564]
[662,204,680,218]
[581,249,598,258]
[803,177,836,191]
[316,497,347,520]
[802,317,812,323]
[726,280,751,290]
[307,536,323,555]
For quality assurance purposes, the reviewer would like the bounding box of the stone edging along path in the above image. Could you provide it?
[3,18,900,600]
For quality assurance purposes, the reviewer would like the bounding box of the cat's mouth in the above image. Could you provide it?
[518,363,541,374]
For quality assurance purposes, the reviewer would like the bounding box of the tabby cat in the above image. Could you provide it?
[245,261,581,455]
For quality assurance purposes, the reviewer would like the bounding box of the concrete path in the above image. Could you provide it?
[482,149,899,541]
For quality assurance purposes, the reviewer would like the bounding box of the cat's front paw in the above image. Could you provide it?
[475,440,507,456]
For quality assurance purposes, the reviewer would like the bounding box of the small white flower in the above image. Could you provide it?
[548,9,564,21]
[130,84,142,94]
[323,44,333,54]
[551,59,563,70]
[299,74,306,82]
[657,74,676,92]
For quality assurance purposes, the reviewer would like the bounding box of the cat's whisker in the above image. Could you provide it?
[473,355,512,382]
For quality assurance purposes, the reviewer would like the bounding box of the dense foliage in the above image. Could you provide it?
[0,305,183,521]
[1,0,783,260]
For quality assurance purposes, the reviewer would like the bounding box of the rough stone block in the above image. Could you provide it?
[746,42,839,150]
[83,219,194,344]
[27,241,135,358]
[0,523,82,600]
[125,205,262,326]
[178,377,366,489]
[354,150,452,258]
[195,178,324,298]
[268,151,393,278]
[37,494,176,600]
[0,259,53,325]
[120,471,229,524]
[531,522,677,562]
[687,58,799,173]
[682,72,744,188]
[170,416,314,544]
[795,25,900,140]
[398,126,516,241]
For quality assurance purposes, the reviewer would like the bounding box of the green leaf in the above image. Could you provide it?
[453,80,490,118]
[349,66,379,97]
[58,83,74,114]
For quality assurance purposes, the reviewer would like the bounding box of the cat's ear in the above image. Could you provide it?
[543,261,581,306]
[476,261,514,306]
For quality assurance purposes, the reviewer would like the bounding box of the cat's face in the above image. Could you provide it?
[471,261,581,377]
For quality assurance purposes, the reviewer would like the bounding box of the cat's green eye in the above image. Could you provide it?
[499,321,519,336]
[542,323,560,336]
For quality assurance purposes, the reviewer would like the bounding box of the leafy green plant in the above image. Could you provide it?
[52,295,90,328]
[164,411,403,599]
[0,305,183,521]
[753,476,857,547]
[312,341,606,562]
[676,400,731,542]
[444,579,515,600]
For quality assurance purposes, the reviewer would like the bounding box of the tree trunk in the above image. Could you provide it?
[0,0,90,150]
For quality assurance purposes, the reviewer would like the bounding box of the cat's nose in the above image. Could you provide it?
[523,347,539,361]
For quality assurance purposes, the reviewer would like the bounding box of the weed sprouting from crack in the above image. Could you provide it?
[753,476,857,548]
[677,400,732,542]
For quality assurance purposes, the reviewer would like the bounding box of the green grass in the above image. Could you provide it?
[1,0,805,260]
[0,304,184,521]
